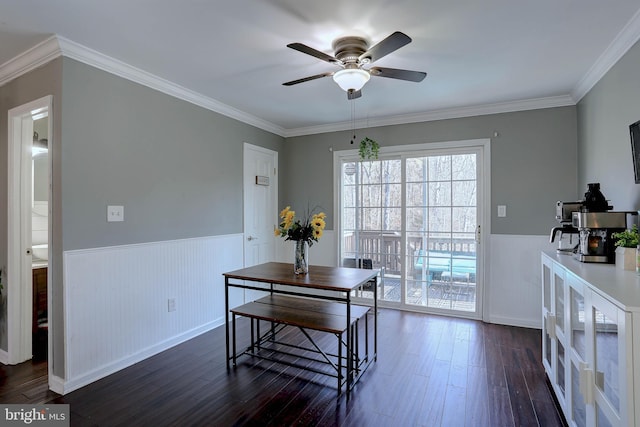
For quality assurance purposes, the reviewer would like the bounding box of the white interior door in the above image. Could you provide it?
[243,143,278,301]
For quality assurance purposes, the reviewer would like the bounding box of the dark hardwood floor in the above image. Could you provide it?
[1,309,566,426]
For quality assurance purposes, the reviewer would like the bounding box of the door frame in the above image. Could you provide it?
[333,138,491,321]
[7,95,53,366]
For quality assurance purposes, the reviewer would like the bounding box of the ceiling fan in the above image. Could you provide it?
[283,31,427,100]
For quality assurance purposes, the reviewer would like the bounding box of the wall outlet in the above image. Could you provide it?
[107,205,124,222]
[497,205,507,217]
[168,298,176,312]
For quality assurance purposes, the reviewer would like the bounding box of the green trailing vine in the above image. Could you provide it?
[359,137,379,160]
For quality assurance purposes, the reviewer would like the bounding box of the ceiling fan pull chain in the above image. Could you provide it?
[350,100,356,144]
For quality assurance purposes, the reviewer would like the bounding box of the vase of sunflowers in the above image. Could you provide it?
[275,206,327,274]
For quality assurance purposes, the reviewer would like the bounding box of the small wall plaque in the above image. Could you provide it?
[255,175,270,186]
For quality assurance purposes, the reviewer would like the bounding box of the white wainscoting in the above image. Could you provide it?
[62,233,243,393]
[486,234,556,328]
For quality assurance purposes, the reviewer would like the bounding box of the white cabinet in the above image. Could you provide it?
[541,257,567,406]
[542,252,638,427]
[567,274,587,427]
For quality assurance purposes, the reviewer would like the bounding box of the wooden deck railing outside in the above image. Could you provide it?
[343,231,476,276]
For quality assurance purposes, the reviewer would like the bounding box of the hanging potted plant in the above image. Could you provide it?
[359,137,379,160]
[612,225,639,270]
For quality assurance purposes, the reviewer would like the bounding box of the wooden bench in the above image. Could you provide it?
[230,294,371,393]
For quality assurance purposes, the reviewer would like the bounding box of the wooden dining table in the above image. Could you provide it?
[223,262,379,394]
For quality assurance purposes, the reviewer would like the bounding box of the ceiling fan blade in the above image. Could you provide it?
[282,72,333,86]
[347,89,362,100]
[369,67,427,82]
[287,43,339,64]
[359,31,411,63]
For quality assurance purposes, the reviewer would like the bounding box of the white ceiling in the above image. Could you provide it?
[1,0,640,137]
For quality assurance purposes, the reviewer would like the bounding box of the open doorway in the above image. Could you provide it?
[6,96,52,372]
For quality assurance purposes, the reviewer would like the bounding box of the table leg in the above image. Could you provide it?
[225,277,230,368]
[337,332,343,394]
[256,320,261,350]
[346,296,352,395]
[374,276,378,360]
[232,313,237,367]
[354,320,359,370]
[364,313,369,362]
[250,318,255,354]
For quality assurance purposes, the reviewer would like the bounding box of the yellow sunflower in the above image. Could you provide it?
[312,217,326,229]
[313,228,323,239]
[280,206,291,218]
[284,210,296,228]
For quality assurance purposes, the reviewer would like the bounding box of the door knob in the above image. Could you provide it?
[247,236,258,241]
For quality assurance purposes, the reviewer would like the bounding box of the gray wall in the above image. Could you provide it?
[0,58,63,366]
[284,106,578,235]
[61,58,284,250]
[577,39,640,211]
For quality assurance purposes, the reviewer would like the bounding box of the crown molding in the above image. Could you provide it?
[55,36,286,136]
[0,34,285,136]
[572,8,640,103]
[0,36,62,87]
[283,95,576,137]
[4,25,634,139]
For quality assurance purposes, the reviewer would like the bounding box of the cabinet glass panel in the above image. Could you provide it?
[557,341,565,396]
[570,287,585,360]
[571,363,586,427]
[544,316,552,368]
[593,307,619,412]
[543,263,551,311]
[555,273,565,332]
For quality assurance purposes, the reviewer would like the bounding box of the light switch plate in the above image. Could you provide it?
[107,205,124,222]
[497,205,507,217]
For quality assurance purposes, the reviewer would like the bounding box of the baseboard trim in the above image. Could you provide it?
[49,374,65,395]
[489,314,541,330]
[59,317,224,394]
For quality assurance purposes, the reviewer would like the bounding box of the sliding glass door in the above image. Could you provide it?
[342,159,403,302]
[338,143,484,317]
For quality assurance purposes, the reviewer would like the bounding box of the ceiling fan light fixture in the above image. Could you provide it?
[333,68,370,92]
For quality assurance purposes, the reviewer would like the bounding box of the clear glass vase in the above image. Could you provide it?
[294,240,309,274]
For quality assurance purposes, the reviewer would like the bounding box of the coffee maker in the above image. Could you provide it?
[573,211,626,263]
[550,201,581,254]
[572,183,627,263]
